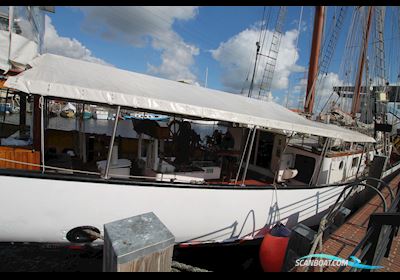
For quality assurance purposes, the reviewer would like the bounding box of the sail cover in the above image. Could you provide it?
[5,54,375,143]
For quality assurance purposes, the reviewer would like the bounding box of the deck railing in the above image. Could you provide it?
[337,181,400,272]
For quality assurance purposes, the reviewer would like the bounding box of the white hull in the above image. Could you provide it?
[1,163,398,244]
[0,174,351,244]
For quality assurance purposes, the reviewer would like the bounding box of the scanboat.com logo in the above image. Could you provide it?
[295,254,384,270]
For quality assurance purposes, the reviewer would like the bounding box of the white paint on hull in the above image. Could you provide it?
[0,175,348,244]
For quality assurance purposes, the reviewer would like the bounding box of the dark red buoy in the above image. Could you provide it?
[259,223,291,272]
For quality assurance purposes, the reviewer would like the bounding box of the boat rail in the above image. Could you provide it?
[337,180,400,272]
[1,155,399,191]
[304,176,399,272]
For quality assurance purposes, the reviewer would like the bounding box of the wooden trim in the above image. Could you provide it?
[0,167,364,191]
[326,150,366,158]
[0,147,40,171]
[33,95,41,152]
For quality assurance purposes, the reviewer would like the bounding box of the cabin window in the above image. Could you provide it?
[5,96,280,187]
[40,97,273,185]
[43,100,118,174]
[294,155,316,184]
[0,91,39,171]
[352,157,359,168]
[250,130,274,169]
[339,161,344,170]
[0,7,8,31]
[0,92,31,138]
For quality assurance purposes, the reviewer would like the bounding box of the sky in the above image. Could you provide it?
[43,6,400,113]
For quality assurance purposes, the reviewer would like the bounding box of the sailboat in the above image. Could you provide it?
[0,52,379,244]
[0,6,398,246]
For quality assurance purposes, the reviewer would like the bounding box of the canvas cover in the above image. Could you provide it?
[5,53,375,143]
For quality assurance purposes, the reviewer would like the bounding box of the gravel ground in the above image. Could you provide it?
[0,241,261,272]
[0,243,103,272]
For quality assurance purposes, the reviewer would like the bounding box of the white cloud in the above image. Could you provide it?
[292,78,307,94]
[78,6,199,81]
[289,73,344,112]
[211,27,305,94]
[147,31,199,81]
[282,94,295,108]
[43,15,110,66]
[313,72,344,112]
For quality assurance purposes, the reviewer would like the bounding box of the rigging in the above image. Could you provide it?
[256,6,287,100]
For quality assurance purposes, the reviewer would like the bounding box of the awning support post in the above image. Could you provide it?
[241,126,258,186]
[104,106,121,179]
[234,127,252,185]
[40,96,45,173]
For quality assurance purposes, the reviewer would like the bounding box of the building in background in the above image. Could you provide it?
[0,6,54,76]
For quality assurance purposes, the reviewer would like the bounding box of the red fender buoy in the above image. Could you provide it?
[259,223,291,272]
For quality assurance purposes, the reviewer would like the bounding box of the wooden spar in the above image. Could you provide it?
[33,95,41,152]
[304,6,325,116]
[351,6,374,117]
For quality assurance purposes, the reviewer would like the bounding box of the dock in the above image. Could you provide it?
[312,174,400,272]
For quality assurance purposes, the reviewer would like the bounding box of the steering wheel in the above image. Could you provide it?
[168,120,181,139]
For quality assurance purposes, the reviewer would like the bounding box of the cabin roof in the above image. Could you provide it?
[5,53,375,143]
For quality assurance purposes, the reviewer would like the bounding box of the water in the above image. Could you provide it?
[1,114,228,142]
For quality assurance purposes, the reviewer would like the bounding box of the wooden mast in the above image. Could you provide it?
[351,6,374,117]
[304,6,325,116]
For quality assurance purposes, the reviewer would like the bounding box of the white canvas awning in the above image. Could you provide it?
[5,54,375,143]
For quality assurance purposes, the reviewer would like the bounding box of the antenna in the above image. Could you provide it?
[248,41,261,98]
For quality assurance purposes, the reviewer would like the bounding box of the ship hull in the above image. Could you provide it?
[0,170,372,244]
[0,163,399,244]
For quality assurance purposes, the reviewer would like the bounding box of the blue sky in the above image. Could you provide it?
[44,6,400,113]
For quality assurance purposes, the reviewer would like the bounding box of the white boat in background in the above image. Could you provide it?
[93,110,109,120]
[124,112,169,121]
[60,102,76,119]
[48,101,62,117]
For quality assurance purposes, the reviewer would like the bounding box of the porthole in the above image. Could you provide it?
[66,226,101,243]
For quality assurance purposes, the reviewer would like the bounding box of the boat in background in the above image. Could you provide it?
[76,110,92,120]
[123,112,170,121]
[93,110,109,120]
[60,103,76,119]
[0,103,11,113]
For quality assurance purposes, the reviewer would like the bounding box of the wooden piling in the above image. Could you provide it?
[103,212,175,272]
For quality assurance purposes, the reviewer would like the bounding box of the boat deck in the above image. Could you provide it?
[310,174,400,272]
[207,179,272,186]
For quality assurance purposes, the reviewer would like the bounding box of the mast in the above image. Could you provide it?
[304,6,325,116]
[351,6,373,118]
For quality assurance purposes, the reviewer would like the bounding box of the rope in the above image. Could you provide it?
[171,261,210,272]
[82,229,104,240]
